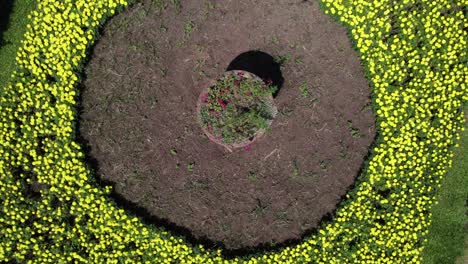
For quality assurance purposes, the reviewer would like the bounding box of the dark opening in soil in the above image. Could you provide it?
[79,0,376,251]
[0,0,14,47]
[226,51,284,97]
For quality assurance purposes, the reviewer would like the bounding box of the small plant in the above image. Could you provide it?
[347,120,362,138]
[275,54,291,65]
[184,20,195,35]
[151,0,168,13]
[247,171,257,181]
[270,36,280,45]
[187,162,195,172]
[129,43,144,51]
[136,9,147,20]
[292,158,300,178]
[320,160,328,171]
[276,211,289,223]
[170,0,182,12]
[294,57,304,65]
[205,1,215,10]
[299,82,310,98]
[198,71,278,148]
[252,199,268,219]
[159,24,168,33]
[169,148,177,156]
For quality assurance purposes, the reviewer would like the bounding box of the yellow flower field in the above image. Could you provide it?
[0,0,466,263]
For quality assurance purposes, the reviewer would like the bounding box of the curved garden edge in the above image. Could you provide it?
[0,0,466,263]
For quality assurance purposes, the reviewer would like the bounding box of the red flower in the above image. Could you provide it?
[218,98,227,111]
[244,145,251,151]
[212,111,221,118]
[234,80,240,86]
[201,92,209,103]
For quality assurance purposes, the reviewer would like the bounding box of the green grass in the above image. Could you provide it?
[423,108,468,264]
[0,0,36,89]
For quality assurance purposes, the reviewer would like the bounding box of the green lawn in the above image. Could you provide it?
[422,107,468,264]
[0,1,466,263]
[0,0,36,89]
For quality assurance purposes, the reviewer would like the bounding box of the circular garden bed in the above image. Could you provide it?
[79,0,375,249]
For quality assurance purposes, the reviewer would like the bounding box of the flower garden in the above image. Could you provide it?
[0,0,466,263]
[197,70,278,151]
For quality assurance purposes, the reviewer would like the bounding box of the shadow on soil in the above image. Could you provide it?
[0,0,14,48]
[227,50,284,98]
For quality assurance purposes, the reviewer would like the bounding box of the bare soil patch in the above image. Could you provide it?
[79,0,375,250]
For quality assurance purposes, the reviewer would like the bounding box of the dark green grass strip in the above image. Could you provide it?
[0,0,36,89]
[423,107,468,264]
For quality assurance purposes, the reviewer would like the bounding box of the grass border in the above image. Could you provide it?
[422,106,467,264]
[0,0,36,89]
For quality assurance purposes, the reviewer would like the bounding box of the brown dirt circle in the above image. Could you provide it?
[79,0,376,250]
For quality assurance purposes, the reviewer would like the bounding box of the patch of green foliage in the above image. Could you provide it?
[199,71,277,145]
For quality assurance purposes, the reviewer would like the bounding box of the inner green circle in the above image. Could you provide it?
[197,70,278,147]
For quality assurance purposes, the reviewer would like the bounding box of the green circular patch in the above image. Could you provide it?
[197,70,277,150]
